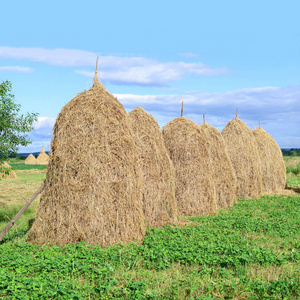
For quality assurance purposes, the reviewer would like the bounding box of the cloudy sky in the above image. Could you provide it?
[1,0,299,152]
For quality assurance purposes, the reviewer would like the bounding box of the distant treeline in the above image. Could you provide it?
[9,152,50,160]
[282,149,300,156]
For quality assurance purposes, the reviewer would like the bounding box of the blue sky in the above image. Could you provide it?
[0,0,299,152]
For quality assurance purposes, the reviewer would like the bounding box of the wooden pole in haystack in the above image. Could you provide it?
[236,107,238,118]
[203,114,206,124]
[181,101,184,117]
[0,184,45,242]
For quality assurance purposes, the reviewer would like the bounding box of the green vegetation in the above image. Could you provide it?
[0,80,38,165]
[1,195,300,299]
[286,164,300,176]
[0,156,299,299]
[9,163,46,171]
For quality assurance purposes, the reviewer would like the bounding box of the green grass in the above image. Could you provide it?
[286,163,300,176]
[9,163,46,171]
[1,195,300,299]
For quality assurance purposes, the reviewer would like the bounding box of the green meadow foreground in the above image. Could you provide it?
[0,158,300,299]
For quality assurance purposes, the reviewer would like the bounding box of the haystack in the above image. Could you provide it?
[199,119,237,208]
[162,117,218,216]
[28,60,145,247]
[222,117,262,198]
[36,148,49,165]
[25,153,37,165]
[0,162,17,180]
[252,122,286,192]
[128,107,177,227]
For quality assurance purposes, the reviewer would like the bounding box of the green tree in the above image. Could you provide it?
[0,80,38,166]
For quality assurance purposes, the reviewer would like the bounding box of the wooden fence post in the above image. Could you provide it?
[0,183,45,242]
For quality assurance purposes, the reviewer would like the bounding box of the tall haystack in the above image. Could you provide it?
[128,107,177,227]
[28,60,145,247]
[252,122,286,192]
[0,162,17,179]
[162,117,218,216]
[199,118,237,208]
[36,148,49,165]
[25,153,37,165]
[222,116,262,198]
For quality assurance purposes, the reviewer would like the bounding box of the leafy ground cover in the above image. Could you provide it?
[0,157,299,299]
[0,194,300,299]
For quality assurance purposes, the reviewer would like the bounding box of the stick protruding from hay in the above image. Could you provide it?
[236,107,238,118]
[203,114,206,124]
[181,101,184,117]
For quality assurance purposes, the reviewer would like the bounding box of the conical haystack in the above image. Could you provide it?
[25,153,37,165]
[162,117,218,216]
[0,162,17,179]
[28,61,145,247]
[252,123,286,193]
[199,121,237,208]
[222,117,262,198]
[128,107,177,227]
[36,148,49,165]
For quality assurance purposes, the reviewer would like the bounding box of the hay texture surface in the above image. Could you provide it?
[200,123,237,208]
[36,148,49,165]
[25,154,37,165]
[252,126,286,193]
[222,118,262,198]
[28,76,145,247]
[162,117,217,216]
[0,162,17,179]
[128,107,177,227]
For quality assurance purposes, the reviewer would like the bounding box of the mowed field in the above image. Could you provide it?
[0,157,300,299]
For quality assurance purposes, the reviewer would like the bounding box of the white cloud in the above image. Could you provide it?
[0,66,33,73]
[18,117,56,153]
[116,85,300,148]
[0,46,227,86]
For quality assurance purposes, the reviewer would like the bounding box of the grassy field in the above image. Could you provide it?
[0,157,299,299]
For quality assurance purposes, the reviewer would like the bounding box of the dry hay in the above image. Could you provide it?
[36,148,49,165]
[162,117,218,216]
[0,162,17,180]
[28,67,145,247]
[222,117,262,198]
[25,153,37,165]
[199,122,237,208]
[252,125,286,193]
[128,107,177,227]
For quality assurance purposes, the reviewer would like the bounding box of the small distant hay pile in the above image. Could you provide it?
[0,162,17,180]
[200,122,237,208]
[36,148,49,165]
[128,107,177,227]
[222,117,262,198]
[28,65,145,247]
[162,117,218,216]
[25,154,37,165]
[253,124,286,193]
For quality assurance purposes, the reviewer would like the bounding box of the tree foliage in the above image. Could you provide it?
[0,80,38,165]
